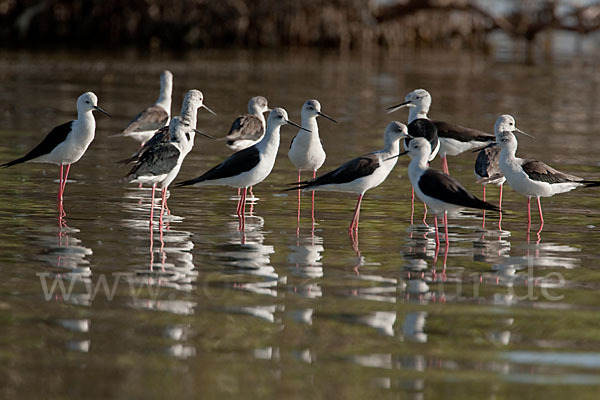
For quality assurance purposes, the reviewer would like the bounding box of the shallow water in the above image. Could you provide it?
[1,47,600,399]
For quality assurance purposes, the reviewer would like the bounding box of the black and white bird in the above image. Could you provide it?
[397,137,499,245]
[493,114,600,233]
[288,99,337,228]
[387,88,494,175]
[290,121,409,234]
[176,108,306,230]
[126,116,204,226]
[118,89,215,165]
[2,92,110,203]
[225,96,271,151]
[406,118,440,224]
[116,70,173,145]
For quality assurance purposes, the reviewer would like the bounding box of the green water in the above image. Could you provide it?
[1,48,600,399]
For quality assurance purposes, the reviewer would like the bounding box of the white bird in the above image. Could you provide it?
[125,116,211,226]
[118,89,215,165]
[493,114,600,234]
[117,70,173,145]
[2,92,110,204]
[290,121,408,234]
[398,137,499,245]
[225,96,271,151]
[288,99,337,229]
[387,88,494,175]
[176,108,306,230]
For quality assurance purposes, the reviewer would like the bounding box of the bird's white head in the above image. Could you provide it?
[406,137,433,161]
[181,89,216,121]
[249,96,270,115]
[267,107,307,132]
[494,114,517,137]
[77,92,110,117]
[386,89,431,120]
[384,121,409,142]
[300,99,337,124]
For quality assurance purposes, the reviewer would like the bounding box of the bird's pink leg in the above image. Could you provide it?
[442,156,449,175]
[482,185,486,228]
[443,211,449,246]
[297,170,301,234]
[58,164,63,203]
[527,196,532,231]
[410,187,415,225]
[349,194,363,233]
[434,215,440,247]
[237,187,241,198]
[249,186,254,198]
[61,164,71,196]
[498,183,503,210]
[536,196,544,235]
[149,184,156,227]
[239,188,247,231]
[236,189,243,216]
[159,187,167,227]
[311,170,316,229]
[422,202,428,226]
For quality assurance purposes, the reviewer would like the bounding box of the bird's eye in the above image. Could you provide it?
[185,133,190,141]
[85,101,90,104]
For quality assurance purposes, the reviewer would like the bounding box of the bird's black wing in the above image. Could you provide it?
[122,105,169,134]
[419,169,498,211]
[2,121,73,167]
[522,160,582,184]
[176,146,261,186]
[298,153,380,188]
[126,142,180,179]
[433,120,494,142]
[117,126,170,164]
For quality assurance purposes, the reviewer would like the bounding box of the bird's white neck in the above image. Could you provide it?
[257,123,281,155]
[180,103,198,128]
[407,154,429,182]
[382,134,400,156]
[156,79,173,112]
[301,115,319,138]
[408,106,429,124]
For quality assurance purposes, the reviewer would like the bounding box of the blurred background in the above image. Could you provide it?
[2,0,600,58]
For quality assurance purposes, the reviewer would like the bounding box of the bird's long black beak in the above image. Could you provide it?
[514,127,534,139]
[472,142,497,153]
[94,106,111,117]
[202,104,217,116]
[193,129,216,140]
[286,119,310,132]
[317,111,337,123]
[386,100,412,114]
[384,150,409,161]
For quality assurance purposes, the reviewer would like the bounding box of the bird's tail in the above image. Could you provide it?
[478,199,500,212]
[284,180,313,191]
[116,156,138,165]
[583,180,600,188]
[174,177,204,188]
[1,157,27,168]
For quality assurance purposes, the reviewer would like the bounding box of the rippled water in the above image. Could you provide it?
[1,48,600,399]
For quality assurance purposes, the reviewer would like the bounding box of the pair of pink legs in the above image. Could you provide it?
[57,164,71,222]
[433,211,449,247]
[482,183,504,228]
[527,196,544,240]
[410,187,428,226]
[149,184,170,228]
[236,187,249,231]
[296,170,317,234]
[349,193,364,234]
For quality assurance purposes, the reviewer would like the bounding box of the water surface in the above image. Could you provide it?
[1,48,600,399]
